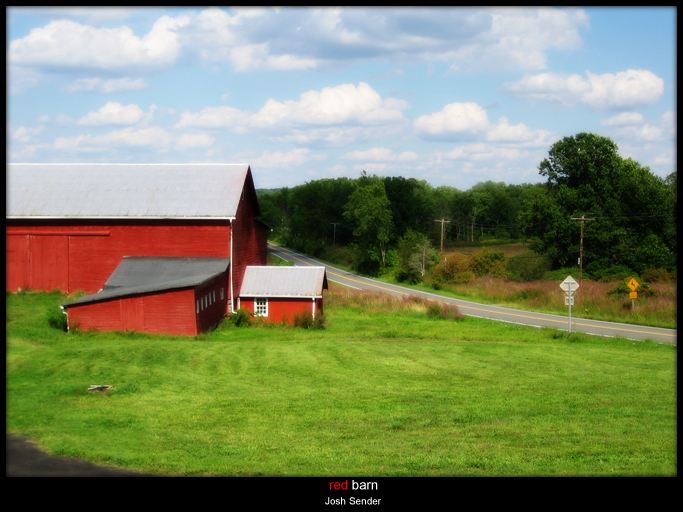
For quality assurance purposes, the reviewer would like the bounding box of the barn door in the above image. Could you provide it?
[120,296,145,332]
[29,235,69,292]
[6,234,30,291]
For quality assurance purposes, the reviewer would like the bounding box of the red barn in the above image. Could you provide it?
[238,266,328,325]
[62,257,230,336]
[6,163,267,315]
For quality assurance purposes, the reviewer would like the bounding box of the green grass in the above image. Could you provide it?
[6,289,676,476]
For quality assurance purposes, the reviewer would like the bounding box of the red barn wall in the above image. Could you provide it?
[231,171,268,308]
[194,273,230,333]
[67,287,210,336]
[6,220,231,295]
[240,297,317,325]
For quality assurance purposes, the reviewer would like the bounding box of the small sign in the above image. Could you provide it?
[565,296,574,306]
[627,278,639,292]
[560,276,579,294]
[630,292,638,299]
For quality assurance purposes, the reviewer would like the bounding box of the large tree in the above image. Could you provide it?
[520,133,676,277]
[343,179,394,273]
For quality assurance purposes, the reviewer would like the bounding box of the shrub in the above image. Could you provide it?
[226,308,252,327]
[641,267,675,283]
[430,252,473,284]
[293,310,313,328]
[47,307,68,331]
[469,249,507,277]
[426,302,464,321]
[508,251,552,282]
[312,312,327,330]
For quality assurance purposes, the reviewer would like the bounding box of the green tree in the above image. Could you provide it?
[520,133,676,277]
[397,229,439,283]
[343,179,394,274]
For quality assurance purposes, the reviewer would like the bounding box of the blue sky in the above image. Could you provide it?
[7,7,676,190]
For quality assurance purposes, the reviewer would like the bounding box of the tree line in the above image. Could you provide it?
[257,133,676,282]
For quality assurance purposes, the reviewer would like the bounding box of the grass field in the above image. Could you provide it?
[6,288,676,476]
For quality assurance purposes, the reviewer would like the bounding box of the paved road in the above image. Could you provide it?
[6,433,156,477]
[269,243,676,345]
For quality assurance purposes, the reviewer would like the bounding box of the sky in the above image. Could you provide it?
[7,7,676,191]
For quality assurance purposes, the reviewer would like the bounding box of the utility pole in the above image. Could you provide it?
[330,223,338,247]
[570,215,595,288]
[434,218,451,254]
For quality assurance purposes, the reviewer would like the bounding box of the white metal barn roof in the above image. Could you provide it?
[7,163,252,219]
[240,266,328,298]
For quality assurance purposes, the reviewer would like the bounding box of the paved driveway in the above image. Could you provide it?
[6,433,156,477]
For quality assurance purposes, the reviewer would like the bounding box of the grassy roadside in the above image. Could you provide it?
[274,243,676,329]
[6,289,676,476]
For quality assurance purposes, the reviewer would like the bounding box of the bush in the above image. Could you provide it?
[426,302,464,321]
[469,249,506,277]
[507,251,552,282]
[641,267,675,283]
[226,308,252,327]
[293,310,313,328]
[430,253,473,284]
[47,307,68,331]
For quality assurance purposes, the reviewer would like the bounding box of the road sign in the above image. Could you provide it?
[627,278,639,291]
[630,292,638,299]
[565,296,574,306]
[559,276,579,294]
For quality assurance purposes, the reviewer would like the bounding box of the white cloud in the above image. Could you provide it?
[176,132,216,150]
[600,112,644,126]
[9,15,189,74]
[500,72,590,106]
[187,7,589,74]
[66,77,149,94]
[612,124,664,142]
[250,148,328,169]
[582,70,664,110]
[76,102,145,126]
[8,66,44,95]
[53,126,174,151]
[10,125,45,143]
[343,147,418,162]
[503,69,665,111]
[176,82,409,134]
[414,102,490,139]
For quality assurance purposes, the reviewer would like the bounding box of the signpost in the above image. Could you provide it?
[627,278,639,310]
[560,276,579,333]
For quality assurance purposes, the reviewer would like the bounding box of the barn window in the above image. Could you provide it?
[196,300,199,314]
[213,290,216,302]
[255,297,268,317]
[209,293,212,306]
[220,288,224,300]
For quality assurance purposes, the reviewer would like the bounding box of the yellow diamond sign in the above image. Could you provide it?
[627,278,639,292]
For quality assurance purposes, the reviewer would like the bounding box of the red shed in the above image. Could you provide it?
[238,266,328,325]
[62,257,230,336]
[7,163,267,314]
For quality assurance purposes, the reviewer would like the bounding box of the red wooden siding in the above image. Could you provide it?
[194,274,229,334]
[240,297,317,325]
[6,234,29,291]
[6,221,232,295]
[68,299,122,332]
[6,234,69,291]
[231,172,267,308]
[68,287,206,336]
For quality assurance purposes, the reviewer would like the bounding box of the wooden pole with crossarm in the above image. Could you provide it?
[571,215,595,288]
[434,219,451,254]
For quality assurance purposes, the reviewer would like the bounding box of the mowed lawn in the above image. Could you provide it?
[6,290,676,476]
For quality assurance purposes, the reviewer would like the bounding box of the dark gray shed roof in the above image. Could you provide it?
[239,266,328,298]
[8,163,252,219]
[63,257,229,307]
